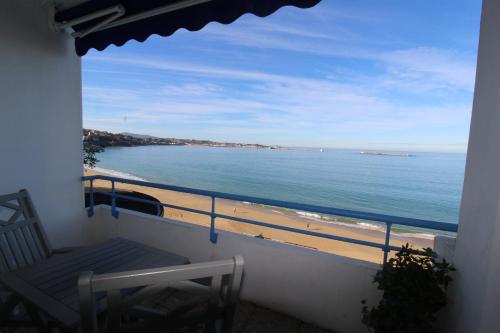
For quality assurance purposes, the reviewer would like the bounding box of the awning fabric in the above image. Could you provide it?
[56,0,322,56]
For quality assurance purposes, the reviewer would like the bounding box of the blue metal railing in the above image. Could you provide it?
[82,175,458,262]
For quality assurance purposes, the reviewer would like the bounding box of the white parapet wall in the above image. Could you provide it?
[433,235,457,263]
[89,205,381,333]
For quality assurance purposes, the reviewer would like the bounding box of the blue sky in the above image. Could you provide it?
[83,0,481,152]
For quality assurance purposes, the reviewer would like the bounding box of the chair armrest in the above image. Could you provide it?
[52,246,84,254]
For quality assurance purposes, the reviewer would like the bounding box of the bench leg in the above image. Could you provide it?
[0,295,41,330]
[222,306,236,333]
[24,303,49,333]
[0,294,22,320]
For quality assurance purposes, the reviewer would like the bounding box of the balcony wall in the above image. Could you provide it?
[0,0,87,247]
[449,0,500,331]
[88,205,381,333]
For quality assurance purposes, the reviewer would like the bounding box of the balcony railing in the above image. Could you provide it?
[82,175,458,263]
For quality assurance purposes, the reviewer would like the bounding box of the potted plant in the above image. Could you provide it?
[362,244,454,333]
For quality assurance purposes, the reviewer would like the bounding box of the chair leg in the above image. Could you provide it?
[0,295,40,330]
[59,327,79,333]
[222,306,236,333]
[24,304,49,333]
[0,294,21,320]
[204,307,220,333]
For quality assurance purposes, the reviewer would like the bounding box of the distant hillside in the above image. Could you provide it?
[83,129,269,149]
[120,132,159,140]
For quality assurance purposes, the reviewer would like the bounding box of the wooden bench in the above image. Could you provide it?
[0,190,190,331]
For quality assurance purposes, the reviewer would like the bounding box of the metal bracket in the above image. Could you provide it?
[50,4,125,38]
[50,0,217,39]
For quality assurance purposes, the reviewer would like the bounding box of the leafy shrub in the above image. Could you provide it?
[83,144,104,168]
[362,244,454,333]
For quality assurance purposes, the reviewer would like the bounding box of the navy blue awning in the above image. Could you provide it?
[55,0,322,56]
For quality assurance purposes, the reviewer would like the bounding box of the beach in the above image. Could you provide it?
[84,168,434,263]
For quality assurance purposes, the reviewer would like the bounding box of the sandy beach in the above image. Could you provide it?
[84,168,434,263]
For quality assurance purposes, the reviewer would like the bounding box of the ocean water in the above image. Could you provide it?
[94,146,465,227]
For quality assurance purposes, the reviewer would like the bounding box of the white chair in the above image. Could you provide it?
[79,255,244,333]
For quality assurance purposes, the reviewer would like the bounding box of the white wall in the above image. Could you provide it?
[448,0,500,332]
[0,1,87,247]
[89,205,381,333]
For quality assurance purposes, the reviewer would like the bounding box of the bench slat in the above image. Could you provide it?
[21,225,42,262]
[14,228,34,265]
[5,231,27,268]
[0,234,17,271]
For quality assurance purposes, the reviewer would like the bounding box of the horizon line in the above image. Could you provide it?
[85,127,467,154]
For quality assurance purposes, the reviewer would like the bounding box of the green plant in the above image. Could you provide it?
[362,244,455,333]
[83,144,104,168]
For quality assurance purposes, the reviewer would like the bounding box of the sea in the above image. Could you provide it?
[93,146,466,234]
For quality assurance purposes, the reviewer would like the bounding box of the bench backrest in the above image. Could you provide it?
[79,255,244,333]
[0,189,52,272]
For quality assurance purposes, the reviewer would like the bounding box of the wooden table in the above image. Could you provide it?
[0,238,189,329]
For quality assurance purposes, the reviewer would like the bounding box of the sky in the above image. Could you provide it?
[83,0,482,153]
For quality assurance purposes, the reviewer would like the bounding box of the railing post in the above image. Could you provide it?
[210,196,218,243]
[87,179,95,217]
[111,180,119,218]
[383,223,392,263]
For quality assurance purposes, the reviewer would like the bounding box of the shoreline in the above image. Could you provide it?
[84,166,438,263]
[239,201,440,240]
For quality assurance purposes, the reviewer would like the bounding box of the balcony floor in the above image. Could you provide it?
[1,301,335,333]
[233,302,336,333]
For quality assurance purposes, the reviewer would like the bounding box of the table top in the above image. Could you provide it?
[0,238,189,328]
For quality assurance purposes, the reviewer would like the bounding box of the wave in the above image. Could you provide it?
[393,232,436,240]
[293,210,436,239]
[296,211,323,219]
[295,210,383,230]
[357,222,384,231]
[89,167,147,181]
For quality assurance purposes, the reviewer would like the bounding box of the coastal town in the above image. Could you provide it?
[83,128,271,149]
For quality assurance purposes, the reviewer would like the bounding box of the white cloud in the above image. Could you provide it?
[182,9,477,93]
[161,82,220,97]
[378,47,476,92]
[84,55,472,138]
